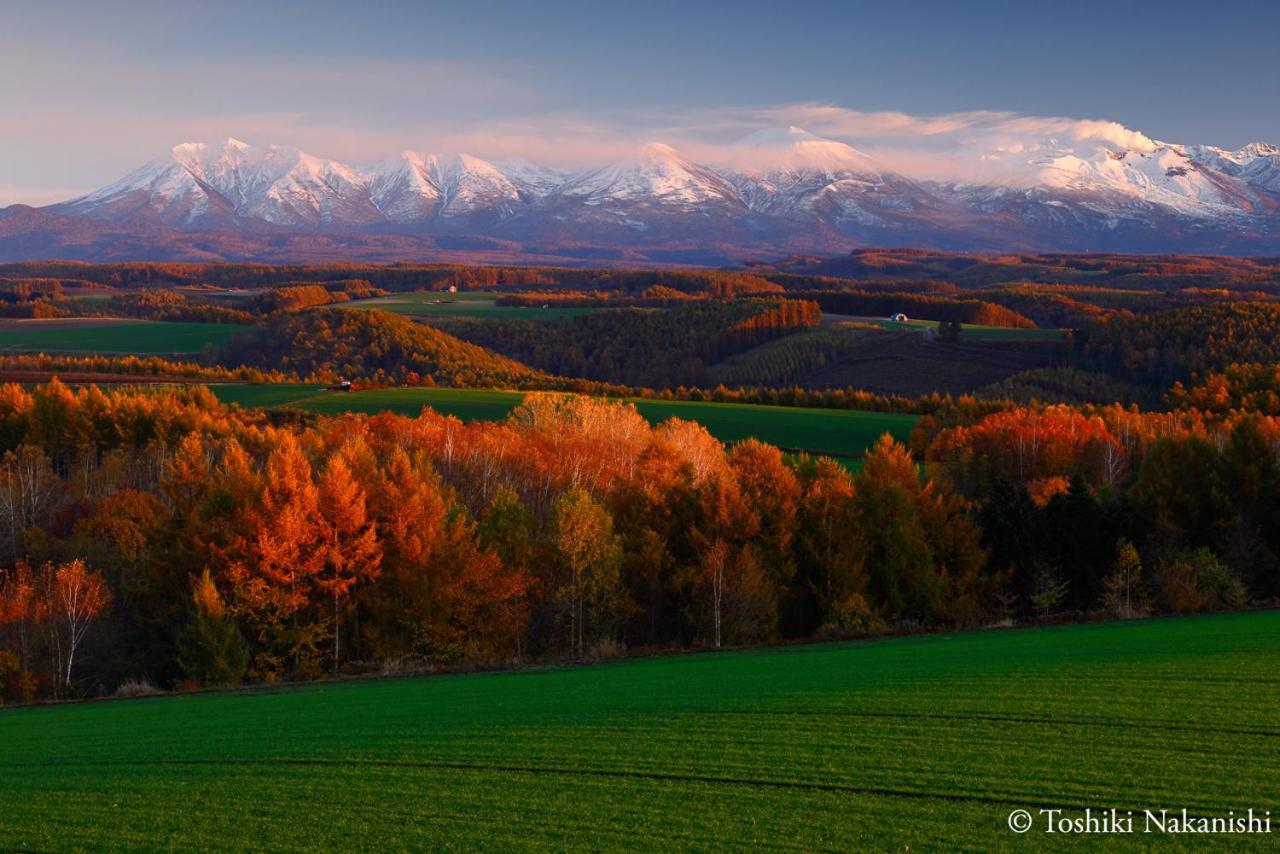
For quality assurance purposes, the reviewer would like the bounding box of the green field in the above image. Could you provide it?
[211,385,917,459]
[341,291,604,320]
[0,321,245,354]
[2,611,1276,849]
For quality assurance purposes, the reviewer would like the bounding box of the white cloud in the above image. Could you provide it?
[659,103,1164,182]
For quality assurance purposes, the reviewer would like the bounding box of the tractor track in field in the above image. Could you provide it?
[694,708,1280,739]
[7,755,1229,817]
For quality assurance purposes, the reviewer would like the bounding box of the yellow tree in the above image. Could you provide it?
[797,456,867,625]
[550,489,622,658]
[855,434,937,620]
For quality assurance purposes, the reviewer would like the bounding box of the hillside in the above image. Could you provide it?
[222,308,550,387]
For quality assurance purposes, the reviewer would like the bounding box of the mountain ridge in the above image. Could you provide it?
[14,127,1280,262]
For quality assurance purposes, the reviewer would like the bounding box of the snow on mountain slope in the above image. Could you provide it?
[557,143,742,208]
[239,147,381,226]
[369,152,546,221]
[1189,143,1280,201]
[64,138,381,227]
[946,134,1265,221]
[64,157,235,226]
[367,152,442,222]
[493,157,566,198]
[719,127,934,227]
[165,138,382,225]
[425,153,522,216]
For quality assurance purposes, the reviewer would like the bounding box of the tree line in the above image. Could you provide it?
[1,382,1276,703]
[0,263,784,298]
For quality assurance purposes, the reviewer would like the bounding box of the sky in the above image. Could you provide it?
[3,0,1279,205]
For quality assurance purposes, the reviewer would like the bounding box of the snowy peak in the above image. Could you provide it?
[368,151,527,220]
[558,141,742,207]
[426,153,520,214]
[727,126,880,178]
[70,157,229,226]
[65,138,380,226]
[366,152,442,222]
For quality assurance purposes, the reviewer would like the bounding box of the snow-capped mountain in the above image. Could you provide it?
[948,134,1262,220]
[718,126,934,226]
[726,126,881,178]
[366,152,526,222]
[365,152,442,222]
[554,143,742,209]
[62,138,383,227]
[1187,143,1280,200]
[26,127,1280,262]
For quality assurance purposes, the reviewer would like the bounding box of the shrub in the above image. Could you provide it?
[1152,549,1247,614]
[113,678,164,699]
[819,593,886,636]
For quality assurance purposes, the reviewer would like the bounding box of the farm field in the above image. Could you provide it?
[2,611,1276,849]
[883,320,1063,341]
[803,333,1059,397]
[0,319,244,354]
[829,314,1066,342]
[340,291,605,320]
[210,385,918,459]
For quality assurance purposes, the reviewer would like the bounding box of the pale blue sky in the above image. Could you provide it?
[3,0,1278,204]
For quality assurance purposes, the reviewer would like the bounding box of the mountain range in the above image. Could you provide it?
[3,127,1279,264]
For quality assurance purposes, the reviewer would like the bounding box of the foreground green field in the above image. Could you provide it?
[211,385,918,459]
[0,320,244,354]
[2,612,1276,849]
[340,291,604,320]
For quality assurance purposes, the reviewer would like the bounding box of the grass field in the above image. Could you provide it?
[2,611,1276,849]
[211,385,918,459]
[0,321,245,354]
[340,291,604,320]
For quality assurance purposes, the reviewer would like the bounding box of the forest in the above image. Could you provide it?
[0,256,1279,703]
[1,380,1276,702]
